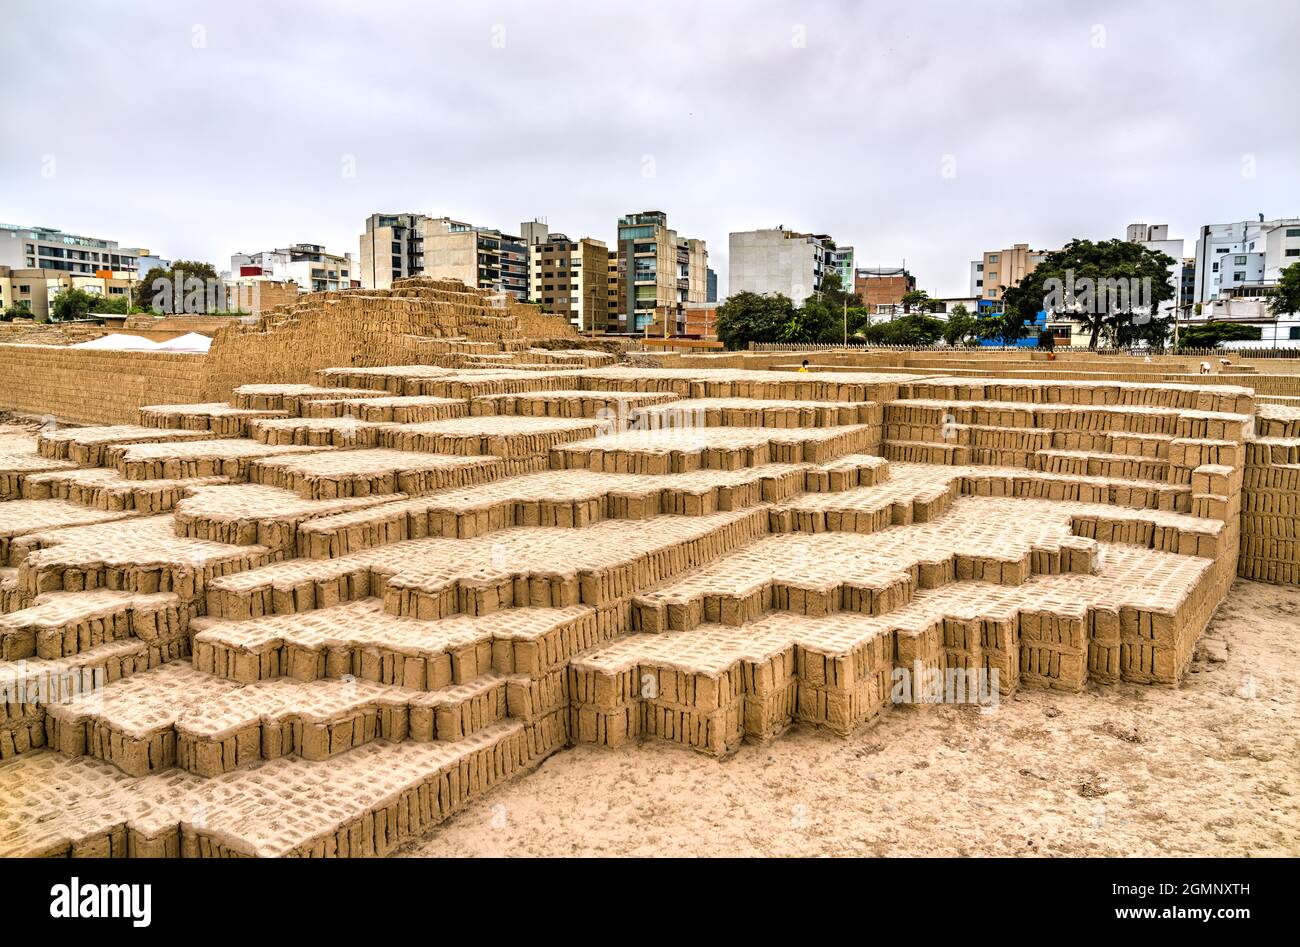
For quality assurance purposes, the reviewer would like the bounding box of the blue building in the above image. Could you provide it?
[976,300,1049,347]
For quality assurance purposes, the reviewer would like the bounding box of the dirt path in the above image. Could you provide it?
[401,579,1299,857]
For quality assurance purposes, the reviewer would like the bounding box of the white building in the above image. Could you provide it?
[1125,223,1184,317]
[1192,217,1300,303]
[229,243,356,293]
[728,226,838,306]
[0,223,154,277]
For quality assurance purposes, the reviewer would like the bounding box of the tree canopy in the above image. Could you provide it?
[49,287,131,322]
[133,259,220,311]
[1006,238,1176,349]
[1176,321,1262,351]
[1270,261,1300,317]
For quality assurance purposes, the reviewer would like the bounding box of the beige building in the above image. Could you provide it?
[969,243,1053,301]
[526,233,609,331]
[613,211,708,333]
[0,266,135,320]
[359,213,527,298]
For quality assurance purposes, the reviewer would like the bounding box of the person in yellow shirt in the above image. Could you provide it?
[798,359,810,372]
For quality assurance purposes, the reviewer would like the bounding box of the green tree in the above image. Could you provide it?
[1007,238,1176,349]
[133,259,220,311]
[900,289,931,314]
[862,313,943,346]
[941,304,981,346]
[975,310,1031,346]
[715,292,794,350]
[50,288,100,322]
[1176,321,1262,351]
[1270,261,1300,318]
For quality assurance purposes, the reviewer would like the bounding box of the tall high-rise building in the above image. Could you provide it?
[727,226,841,306]
[614,211,708,332]
[1192,217,1300,303]
[359,213,527,298]
[526,232,609,331]
[1123,223,1184,316]
[358,213,426,289]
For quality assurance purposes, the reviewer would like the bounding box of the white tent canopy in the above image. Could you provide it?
[72,334,160,351]
[154,332,212,353]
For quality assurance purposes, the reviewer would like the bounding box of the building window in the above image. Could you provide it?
[988,254,999,263]
[1215,247,1229,253]
[1233,272,1245,281]
[1287,249,1300,257]
[1290,327,1300,340]
[987,271,997,282]
[1234,255,1247,264]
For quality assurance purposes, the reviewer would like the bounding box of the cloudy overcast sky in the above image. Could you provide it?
[2,0,1297,297]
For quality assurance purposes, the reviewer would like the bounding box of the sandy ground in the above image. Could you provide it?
[401,578,1299,857]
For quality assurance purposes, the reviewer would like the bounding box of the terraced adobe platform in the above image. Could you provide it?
[0,357,1284,858]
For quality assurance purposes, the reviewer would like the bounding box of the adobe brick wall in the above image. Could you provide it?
[0,344,208,425]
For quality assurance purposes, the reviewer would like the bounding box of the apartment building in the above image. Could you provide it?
[358,213,426,289]
[727,226,839,307]
[614,211,708,332]
[607,250,619,327]
[230,243,356,293]
[0,266,136,319]
[853,266,916,312]
[1192,216,1300,304]
[1124,223,1184,317]
[359,213,527,298]
[828,245,855,290]
[969,243,1053,300]
[0,223,155,278]
[526,232,609,331]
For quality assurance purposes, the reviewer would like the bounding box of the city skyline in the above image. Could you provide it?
[2,0,1298,298]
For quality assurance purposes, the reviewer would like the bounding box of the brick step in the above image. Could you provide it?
[0,589,191,661]
[138,403,290,438]
[174,673,514,776]
[192,597,622,687]
[776,466,1229,556]
[19,467,230,513]
[895,377,1253,415]
[104,438,333,481]
[885,397,1255,442]
[15,515,274,600]
[248,416,395,448]
[246,447,543,499]
[37,425,217,467]
[300,394,470,423]
[42,658,523,778]
[293,462,876,559]
[0,636,187,761]
[314,365,456,395]
[632,509,1102,635]
[881,443,1194,512]
[468,389,680,418]
[574,544,1220,756]
[228,384,389,414]
[173,483,405,550]
[0,499,135,565]
[203,508,767,622]
[1,449,78,500]
[0,715,566,856]
[624,397,882,430]
[0,567,30,612]
[1032,449,1188,484]
[378,415,602,459]
[550,424,877,475]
